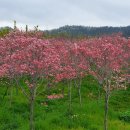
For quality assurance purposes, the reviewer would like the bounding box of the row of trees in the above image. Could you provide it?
[0,30,130,130]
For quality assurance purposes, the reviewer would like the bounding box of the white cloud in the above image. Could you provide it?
[0,0,130,30]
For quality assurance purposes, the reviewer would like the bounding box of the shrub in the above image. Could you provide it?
[119,111,130,122]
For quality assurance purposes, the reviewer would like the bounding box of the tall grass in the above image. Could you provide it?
[0,76,130,130]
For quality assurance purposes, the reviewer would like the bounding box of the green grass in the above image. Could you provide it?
[0,76,130,130]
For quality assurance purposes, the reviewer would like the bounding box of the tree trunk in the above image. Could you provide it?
[104,80,110,130]
[74,78,82,106]
[68,80,72,113]
[78,86,82,106]
[2,86,9,100]
[15,85,19,95]
[78,79,82,106]
[98,86,101,103]
[10,85,13,108]
[98,85,102,104]
[29,87,35,130]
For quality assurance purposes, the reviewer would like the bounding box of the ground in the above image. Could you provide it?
[0,76,130,130]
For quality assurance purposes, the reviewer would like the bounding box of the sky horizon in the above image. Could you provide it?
[0,0,130,30]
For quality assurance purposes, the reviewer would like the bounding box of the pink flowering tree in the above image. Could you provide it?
[53,40,76,112]
[53,39,89,113]
[0,30,60,130]
[71,38,102,102]
[123,38,130,84]
[70,41,91,106]
[87,34,128,130]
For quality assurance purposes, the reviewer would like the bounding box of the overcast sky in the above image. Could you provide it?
[0,0,130,30]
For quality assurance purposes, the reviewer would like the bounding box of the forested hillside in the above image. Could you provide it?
[45,25,130,38]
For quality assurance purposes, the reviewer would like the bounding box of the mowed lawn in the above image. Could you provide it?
[0,76,130,130]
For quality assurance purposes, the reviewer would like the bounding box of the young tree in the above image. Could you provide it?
[87,34,128,130]
[0,30,61,130]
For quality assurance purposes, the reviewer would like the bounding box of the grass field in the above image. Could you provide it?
[0,76,130,130]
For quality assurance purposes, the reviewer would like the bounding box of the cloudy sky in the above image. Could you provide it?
[0,0,130,30]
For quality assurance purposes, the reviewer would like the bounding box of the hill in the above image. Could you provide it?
[45,25,130,37]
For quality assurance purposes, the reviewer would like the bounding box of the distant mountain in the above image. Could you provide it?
[45,25,130,37]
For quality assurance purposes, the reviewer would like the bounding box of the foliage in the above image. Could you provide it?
[119,111,130,122]
[0,27,11,37]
